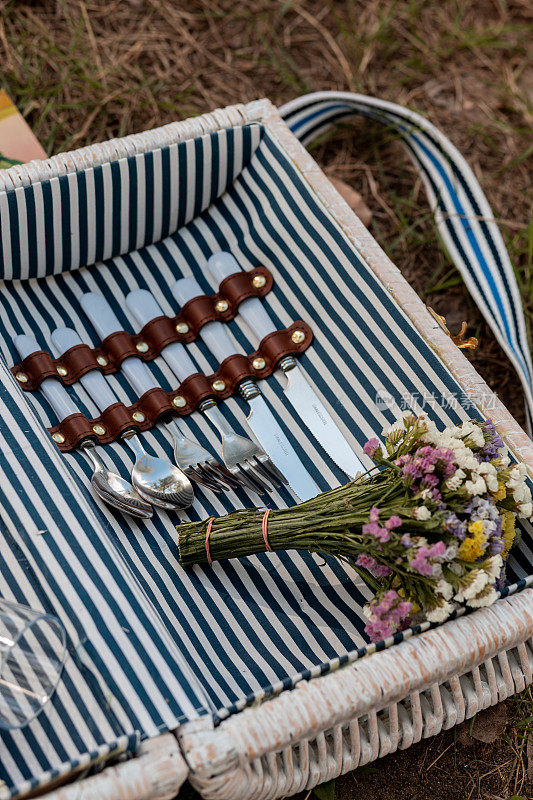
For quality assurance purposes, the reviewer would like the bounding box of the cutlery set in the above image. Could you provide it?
[13,253,364,519]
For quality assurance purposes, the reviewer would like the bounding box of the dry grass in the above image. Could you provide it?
[1,1,532,798]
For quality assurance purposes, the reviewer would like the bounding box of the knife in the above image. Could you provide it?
[171,277,320,502]
[207,252,365,479]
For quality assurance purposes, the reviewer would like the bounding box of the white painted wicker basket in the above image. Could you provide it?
[1,100,532,800]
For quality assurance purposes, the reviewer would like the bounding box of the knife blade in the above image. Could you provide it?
[171,277,320,502]
[207,252,365,479]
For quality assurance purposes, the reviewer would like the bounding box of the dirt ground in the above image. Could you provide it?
[1,2,532,798]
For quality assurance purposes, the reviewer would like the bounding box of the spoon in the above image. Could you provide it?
[52,327,194,511]
[76,298,197,511]
[13,335,153,519]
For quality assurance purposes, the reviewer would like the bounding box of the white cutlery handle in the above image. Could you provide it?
[51,328,119,413]
[207,252,276,342]
[81,291,159,396]
[14,334,80,421]
[126,289,166,327]
[172,278,235,363]
[80,292,124,339]
[126,289,198,382]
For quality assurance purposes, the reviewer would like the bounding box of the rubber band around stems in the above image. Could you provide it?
[205,517,215,565]
[262,508,273,552]
[204,510,273,564]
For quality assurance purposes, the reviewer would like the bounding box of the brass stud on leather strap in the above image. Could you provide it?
[291,330,306,344]
[136,342,149,353]
[92,424,106,436]
[215,299,229,313]
[51,432,65,444]
[212,379,226,392]
[252,274,266,288]
[15,371,28,383]
[252,357,266,370]
[176,322,189,335]
[132,411,145,423]
[96,355,108,367]
[56,365,68,377]
[173,396,186,408]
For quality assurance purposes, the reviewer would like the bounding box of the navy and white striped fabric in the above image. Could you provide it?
[281,92,533,434]
[0,113,531,795]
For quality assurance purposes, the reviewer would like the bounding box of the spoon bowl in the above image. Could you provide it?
[82,443,153,519]
[123,433,194,510]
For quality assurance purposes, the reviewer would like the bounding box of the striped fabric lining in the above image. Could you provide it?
[0,114,531,793]
[280,92,533,433]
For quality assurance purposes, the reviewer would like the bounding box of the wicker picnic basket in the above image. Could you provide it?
[0,98,532,800]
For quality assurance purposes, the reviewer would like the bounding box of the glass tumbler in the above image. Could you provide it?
[0,599,66,729]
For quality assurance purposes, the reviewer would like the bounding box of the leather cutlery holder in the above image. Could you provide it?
[12,267,273,390]
[46,321,313,451]
[11,265,313,451]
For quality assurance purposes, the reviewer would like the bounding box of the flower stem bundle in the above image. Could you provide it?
[177,415,532,641]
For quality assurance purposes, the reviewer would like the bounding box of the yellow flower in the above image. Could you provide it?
[492,483,507,502]
[468,520,484,536]
[502,512,516,556]
[459,523,487,562]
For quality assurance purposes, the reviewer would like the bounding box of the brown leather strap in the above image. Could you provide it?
[12,267,274,390]
[48,321,313,451]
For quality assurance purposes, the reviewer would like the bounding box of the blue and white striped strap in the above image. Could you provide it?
[280,91,533,433]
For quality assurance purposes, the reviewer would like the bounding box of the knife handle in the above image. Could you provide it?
[14,334,80,421]
[81,292,159,396]
[126,289,198,382]
[51,327,118,413]
[171,278,237,364]
[207,252,276,341]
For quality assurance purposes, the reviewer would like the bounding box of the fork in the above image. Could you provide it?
[169,280,290,494]
[79,292,237,494]
[126,289,276,495]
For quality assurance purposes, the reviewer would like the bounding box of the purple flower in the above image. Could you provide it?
[356,554,377,570]
[363,438,381,458]
[364,590,413,642]
[445,513,468,540]
[489,537,505,555]
[365,620,393,641]
[409,553,434,576]
[369,507,380,523]
[373,564,393,577]
[428,541,446,558]
[384,515,402,530]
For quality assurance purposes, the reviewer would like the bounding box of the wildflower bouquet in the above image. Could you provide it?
[177,415,533,641]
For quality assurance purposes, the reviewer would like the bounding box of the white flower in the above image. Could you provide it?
[518,501,533,519]
[464,426,485,448]
[478,462,497,476]
[485,475,499,492]
[458,421,475,438]
[513,484,529,504]
[484,554,503,583]
[444,469,465,492]
[435,579,453,600]
[444,544,458,561]
[462,455,481,471]
[467,588,498,608]
[465,476,487,496]
[383,419,404,438]
[362,605,373,619]
[426,601,456,622]
[499,452,510,468]
[454,569,489,602]
[414,506,431,521]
